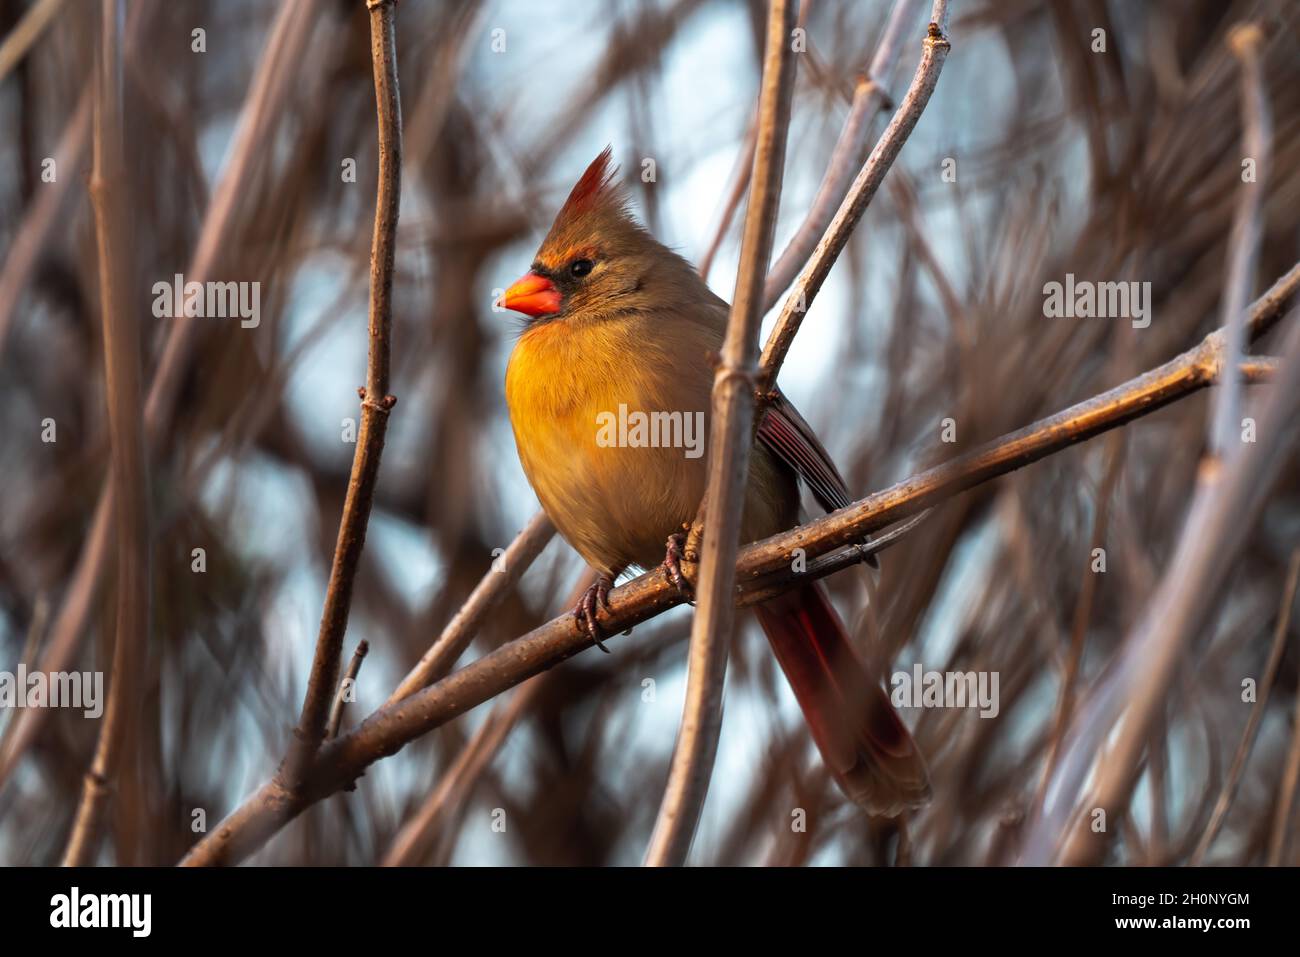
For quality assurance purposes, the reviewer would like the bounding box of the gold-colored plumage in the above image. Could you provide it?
[505,297,794,577]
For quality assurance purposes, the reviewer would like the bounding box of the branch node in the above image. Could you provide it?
[358,387,397,415]
[712,364,757,392]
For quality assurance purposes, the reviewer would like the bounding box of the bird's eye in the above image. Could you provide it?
[569,258,594,278]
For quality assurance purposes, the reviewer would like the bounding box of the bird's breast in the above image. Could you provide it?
[504,315,716,573]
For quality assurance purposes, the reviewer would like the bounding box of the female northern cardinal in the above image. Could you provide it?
[502,148,929,815]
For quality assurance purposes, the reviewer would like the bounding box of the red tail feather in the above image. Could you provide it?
[755,582,930,815]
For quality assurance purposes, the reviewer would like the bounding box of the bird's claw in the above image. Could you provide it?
[574,575,614,652]
[662,533,694,602]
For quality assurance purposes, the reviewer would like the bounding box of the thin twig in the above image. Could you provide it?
[643,0,798,868]
[63,0,150,867]
[758,1,951,392]
[380,678,543,866]
[1208,24,1270,459]
[1192,550,1300,863]
[697,113,756,281]
[282,0,402,785]
[1268,678,1300,866]
[179,263,1300,867]
[761,0,921,311]
[326,640,371,740]
[387,512,554,704]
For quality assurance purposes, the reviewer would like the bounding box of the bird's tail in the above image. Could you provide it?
[755,581,930,816]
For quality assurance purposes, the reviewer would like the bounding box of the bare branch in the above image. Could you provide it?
[63,0,150,867]
[387,512,554,704]
[643,0,799,868]
[758,2,951,392]
[282,0,402,784]
[1191,550,1300,864]
[327,640,371,741]
[380,678,543,866]
[761,0,921,311]
[1024,24,1286,866]
[1208,23,1271,458]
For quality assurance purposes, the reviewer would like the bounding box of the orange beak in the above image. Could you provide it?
[502,272,562,318]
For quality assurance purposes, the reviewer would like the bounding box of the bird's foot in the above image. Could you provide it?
[574,574,615,653]
[662,532,694,602]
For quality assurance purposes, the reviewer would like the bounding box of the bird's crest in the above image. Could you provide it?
[538,147,640,267]
[555,146,619,224]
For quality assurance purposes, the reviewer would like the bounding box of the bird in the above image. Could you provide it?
[501,147,929,815]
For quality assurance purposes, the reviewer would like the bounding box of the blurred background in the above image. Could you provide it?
[1,0,1298,865]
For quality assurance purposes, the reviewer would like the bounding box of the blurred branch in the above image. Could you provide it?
[0,0,319,796]
[63,0,150,867]
[387,511,554,704]
[1208,24,1270,459]
[1029,318,1300,866]
[758,2,951,391]
[0,0,67,84]
[380,677,543,866]
[643,0,797,869]
[1191,550,1300,864]
[283,0,402,784]
[1269,674,1300,866]
[697,113,756,281]
[0,90,89,355]
[762,0,921,311]
[1034,433,1124,809]
[1026,24,1287,866]
[179,262,1300,867]
[0,0,152,357]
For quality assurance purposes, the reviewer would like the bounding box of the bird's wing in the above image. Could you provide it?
[757,389,851,514]
[758,390,878,568]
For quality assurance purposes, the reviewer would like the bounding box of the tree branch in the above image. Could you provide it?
[761,0,921,312]
[1023,24,1287,866]
[387,511,554,704]
[282,0,402,784]
[326,640,371,740]
[643,0,798,868]
[1208,24,1270,459]
[758,0,950,391]
[1191,549,1300,864]
[63,0,150,867]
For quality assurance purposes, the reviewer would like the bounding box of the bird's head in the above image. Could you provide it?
[501,147,694,326]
